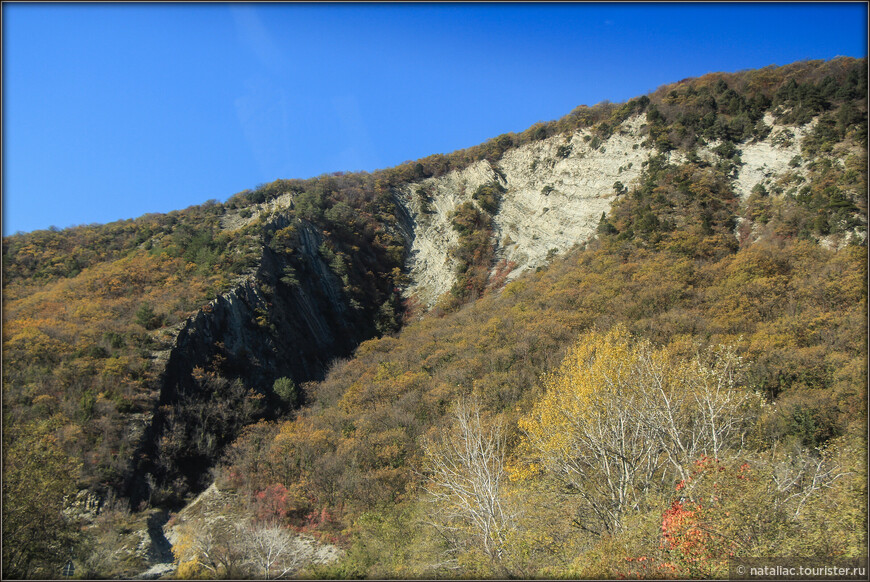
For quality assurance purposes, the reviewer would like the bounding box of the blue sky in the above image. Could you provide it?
[2,2,867,235]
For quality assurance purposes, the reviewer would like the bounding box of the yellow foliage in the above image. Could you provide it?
[100,356,131,379]
[4,320,70,361]
[175,559,205,580]
[512,325,658,481]
[171,523,209,579]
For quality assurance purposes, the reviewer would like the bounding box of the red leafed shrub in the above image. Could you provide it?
[661,499,708,564]
[254,483,293,522]
[659,457,749,577]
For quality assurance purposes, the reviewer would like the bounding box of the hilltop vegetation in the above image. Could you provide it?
[215,147,866,579]
[2,57,867,578]
[210,57,867,579]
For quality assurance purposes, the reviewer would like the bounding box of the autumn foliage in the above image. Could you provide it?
[2,56,866,578]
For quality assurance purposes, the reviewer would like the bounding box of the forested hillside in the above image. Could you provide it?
[2,57,867,579]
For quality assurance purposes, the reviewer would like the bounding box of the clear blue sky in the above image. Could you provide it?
[3,2,867,235]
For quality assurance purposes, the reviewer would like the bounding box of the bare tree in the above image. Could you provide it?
[173,516,310,579]
[172,516,246,578]
[638,342,759,482]
[521,348,666,535]
[769,445,851,519]
[237,520,308,580]
[420,397,515,574]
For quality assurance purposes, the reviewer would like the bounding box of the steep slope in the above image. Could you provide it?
[123,219,379,506]
[396,108,856,307]
[2,56,866,579]
[202,57,867,578]
[398,114,654,305]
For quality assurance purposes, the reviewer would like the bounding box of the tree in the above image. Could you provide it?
[471,181,506,215]
[420,398,515,575]
[511,326,759,535]
[254,483,295,523]
[656,443,857,577]
[597,212,618,236]
[272,377,299,408]
[641,340,758,482]
[2,416,88,579]
[134,302,162,329]
[172,516,308,579]
[511,326,666,535]
[172,516,246,579]
[613,181,626,195]
[238,521,308,579]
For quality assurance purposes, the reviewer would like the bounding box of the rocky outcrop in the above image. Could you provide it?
[158,221,359,402]
[397,113,831,307]
[729,113,814,201]
[125,219,371,508]
[396,114,654,307]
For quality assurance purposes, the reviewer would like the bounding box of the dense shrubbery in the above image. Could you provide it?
[2,165,412,498]
[215,175,865,574]
[2,56,865,578]
[212,58,866,577]
[640,57,866,153]
[214,222,865,575]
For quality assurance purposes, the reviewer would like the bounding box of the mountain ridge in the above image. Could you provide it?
[2,56,866,579]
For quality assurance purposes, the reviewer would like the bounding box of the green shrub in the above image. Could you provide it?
[134,303,162,330]
[273,377,299,407]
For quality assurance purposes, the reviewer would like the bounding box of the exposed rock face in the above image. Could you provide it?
[494,115,652,281]
[397,113,827,307]
[160,220,359,401]
[714,113,815,201]
[128,111,827,509]
[397,115,653,306]
[63,490,105,522]
[126,219,370,507]
[220,192,296,232]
